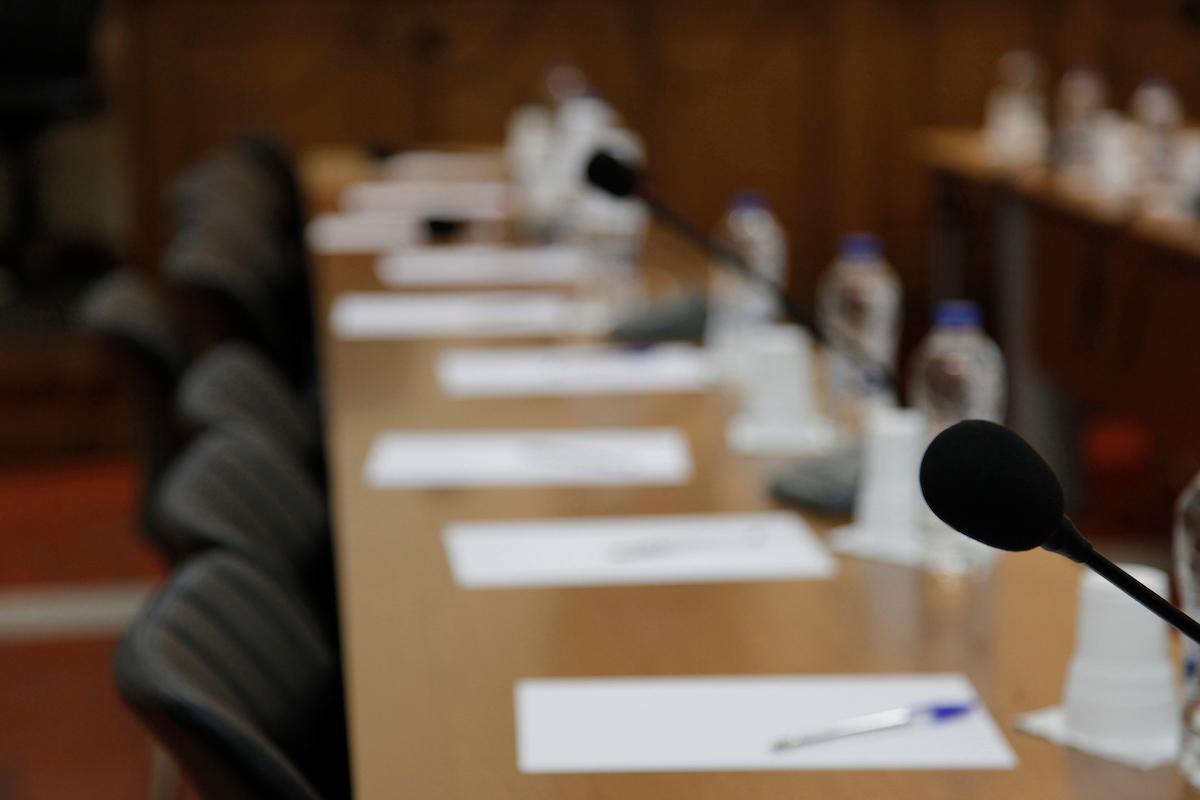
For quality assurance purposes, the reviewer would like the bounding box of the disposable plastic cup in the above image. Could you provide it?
[1063,565,1180,754]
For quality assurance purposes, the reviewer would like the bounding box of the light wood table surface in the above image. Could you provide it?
[314,172,1196,799]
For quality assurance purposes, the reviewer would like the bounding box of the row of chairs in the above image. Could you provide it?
[80,138,350,799]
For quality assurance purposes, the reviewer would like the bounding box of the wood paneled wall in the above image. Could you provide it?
[112,0,1200,315]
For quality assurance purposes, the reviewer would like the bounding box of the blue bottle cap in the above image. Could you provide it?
[731,190,768,210]
[839,232,881,260]
[934,300,982,327]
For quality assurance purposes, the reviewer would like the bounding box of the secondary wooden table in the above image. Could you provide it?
[314,171,1196,799]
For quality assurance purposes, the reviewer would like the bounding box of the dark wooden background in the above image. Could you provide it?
[111,0,1200,303]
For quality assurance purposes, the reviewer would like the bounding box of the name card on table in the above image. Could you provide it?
[443,512,836,589]
[306,213,422,254]
[341,180,511,218]
[364,428,692,488]
[376,245,597,287]
[380,151,506,181]
[436,345,716,397]
[329,291,606,340]
[516,674,1016,774]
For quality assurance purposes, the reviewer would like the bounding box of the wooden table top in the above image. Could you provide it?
[913,127,1200,260]
[313,175,1196,800]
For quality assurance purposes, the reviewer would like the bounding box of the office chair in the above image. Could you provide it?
[169,139,315,387]
[238,134,308,264]
[149,427,330,578]
[80,269,190,515]
[176,342,321,473]
[114,551,350,800]
[164,214,305,386]
[174,135,307,269]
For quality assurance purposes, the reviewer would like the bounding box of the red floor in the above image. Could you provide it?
[0,454,165,800]
[0,455,161,587]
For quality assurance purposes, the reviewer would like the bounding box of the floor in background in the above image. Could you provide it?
[0,454,165,800]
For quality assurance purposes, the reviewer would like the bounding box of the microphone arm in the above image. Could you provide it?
[585,149,895,388]
[639,193,811,328]
[1046,516,1200,645]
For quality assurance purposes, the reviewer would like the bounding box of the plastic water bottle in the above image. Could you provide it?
[1092,111,1141,209]
[1131,77,1182,187]
[909,300,1006,574]
[908,300,1006,433]
[526,93,617,232]
[705,191,788,388]
[815,232,901,422]
[506,105,553,205]
[1055,66,1106,187]
[984,50,1049,166]
[1174,475,1200,787]
[1132,77,1183,216]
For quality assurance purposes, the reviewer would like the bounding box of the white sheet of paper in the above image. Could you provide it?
[381,151,505,181]
[342,180,511,217]
[377,245,597,287]
[516,674,1016,773]
[306,213,421,254]
[443,512,836,588]
[437,345,716,397]
[364,428,692,488]
[329,291,604,340]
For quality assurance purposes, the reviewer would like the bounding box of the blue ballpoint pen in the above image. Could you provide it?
[771,701,977,752]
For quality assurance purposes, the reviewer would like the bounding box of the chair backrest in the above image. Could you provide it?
[164,217,302,382]
[237,134,308,263]
[80,270,190,504]
[167,138,316,387]
[114,552,349,800]
[236,134,316,373]
[177,342,319,464]
[149,428,328,579]
[171,146,280,239]
[81,269,188,383]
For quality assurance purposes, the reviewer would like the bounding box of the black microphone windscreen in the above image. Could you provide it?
[585,151,639,198]
[919,419,1064,552]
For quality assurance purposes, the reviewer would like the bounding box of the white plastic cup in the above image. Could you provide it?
[852,404,925,542]
[726,325,836,455]
[738,325,816,419]
[1063,565,1181,754]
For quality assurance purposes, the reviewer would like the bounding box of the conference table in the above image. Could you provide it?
[310,152,1195,799]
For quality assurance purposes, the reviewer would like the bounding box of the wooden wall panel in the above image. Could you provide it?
[1053,0,1200,109]
[114,0,1200,314]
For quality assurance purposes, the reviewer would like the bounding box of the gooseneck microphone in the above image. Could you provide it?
[586,151,811,327]
[585,151,894,389]
[920,419,1200,645]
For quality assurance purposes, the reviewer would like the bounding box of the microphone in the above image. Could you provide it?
[586,151,811,324]
[586,151,639,199]
[920,419,1200,645]
[584,151,893,388]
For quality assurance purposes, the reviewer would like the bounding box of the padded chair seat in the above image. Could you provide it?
[114,552,349,799]
[81,270,189,379]
[150,428,328,579]
[177,342,320,465]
